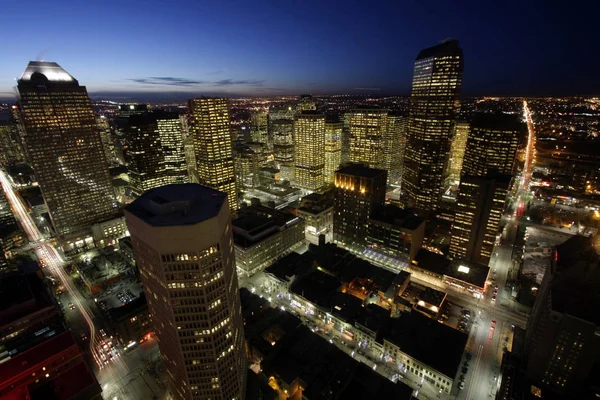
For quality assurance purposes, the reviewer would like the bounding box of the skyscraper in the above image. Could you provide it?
[449,174,510,265]
[348,108,388,171]
[443,120,469,190]
[384,113,407,186]
[269,106,295,182]
[334,164,387,250]
[401,40,464,216]
[125,184,246,400]
[188,98,238,211]
[461,113,522,178]
[250,111,268,148]
[0,110,26,167]
[324,117,343,184]
[294,111,325,192]
[122,111,188,197]
[16,61,117,236]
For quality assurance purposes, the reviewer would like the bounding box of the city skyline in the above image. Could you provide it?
[1,0,599,102]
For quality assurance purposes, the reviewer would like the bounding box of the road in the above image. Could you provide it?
[0,169,167,400]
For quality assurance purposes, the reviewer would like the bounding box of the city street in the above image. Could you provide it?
[0,169,168,400]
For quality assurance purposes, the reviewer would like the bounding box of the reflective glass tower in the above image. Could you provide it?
[188,98,238,212]
[16,61,117,236]
[401,40,463,216]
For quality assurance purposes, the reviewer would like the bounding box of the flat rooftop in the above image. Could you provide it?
[125,183,227,227]
[383,311,468,378]
[370,204,424,231]
[447,259,490,289]
[335,163,387,178]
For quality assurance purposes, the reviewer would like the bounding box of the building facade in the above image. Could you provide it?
[384,113,406,187]
[293,111,325,192]
[461,113,522,178]
[324,119,343,184]
[348,109,388,171]
[449,174,510,265]
[232,205,305,276]
[296,193,334,245]
[367,205,425,262]
[334,164,387,250]
[16,61,117,236]
[125,184,246,400]
[188,98,238,212]
[401,40,464,215]
[444,121,469,190]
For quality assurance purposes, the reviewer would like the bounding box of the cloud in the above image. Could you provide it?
[214,79,264,86]
[127,76,264,87]
[127,77,206,87]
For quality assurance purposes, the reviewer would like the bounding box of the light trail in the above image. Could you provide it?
[0,169,106,369]
[522,100,536,188]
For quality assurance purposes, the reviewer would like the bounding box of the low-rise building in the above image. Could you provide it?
[367,205,425,262]
[296,193,334,245]
[233,205,305,276]
[91,215,129,248]
[106,293,151,346]
[382,312,468,395]
[75,247,134,294]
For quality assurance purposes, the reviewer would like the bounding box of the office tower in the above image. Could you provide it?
[461,113,522,177]
[324,118,343,184]
[524,236,600,398]
[384,113,407,186]
[443,121,469,190]
[0,111,26,167]
[250,111,268,148]
[97,115,117,167]
[294,111,325,192]
[342,113,351,165]
[334,164,387,249]
[401,40,464,216]
[16,61,117,236]
[122,111,188,196]
[269,106,295,182]
[124,184,246,400]
[348,108,388,170]
[0,191,23,269]
[449,174,510,264]
[188,98,238,212]
[297,94,316,112]
[233,143,260,190]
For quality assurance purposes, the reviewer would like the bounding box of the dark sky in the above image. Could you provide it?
[1,0,598,100]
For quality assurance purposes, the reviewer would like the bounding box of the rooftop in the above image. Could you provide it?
[232,205,301,248]
[125,183,227,227]
[412,249,450,276]
[19,61,77,84]
[335,163,387,179]
[471,112,525,132]
[416,39,462,61]
[370,205,425,231]
[383,311,468,378]
[447,259,490,289]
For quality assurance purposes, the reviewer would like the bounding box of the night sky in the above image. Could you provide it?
[1,0,598,101]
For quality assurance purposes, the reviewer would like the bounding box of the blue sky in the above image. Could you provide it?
[1,0,598,100]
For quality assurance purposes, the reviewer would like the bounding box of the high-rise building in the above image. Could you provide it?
[16,61,117,236]
[401,40,464,216]
[524,236,600,398]
[324,118,343,184]
[294,111,325,192]
[0,110,26,167]
[97,115,117,167]
[348,108,388,171]
[461,113,522,178]
[342,113,351,165]
[122,111,188,196]
[449,174,510,264]
[269,107,295,182]
[233,143,260,190]
[333,163,387,250]
[443,121,469,190]
[0,191,23,269]
[250,111,269,148]
[384,113,407,186]
[188,98,238,211]
[117,103,148,118]
[124,184,246,400]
